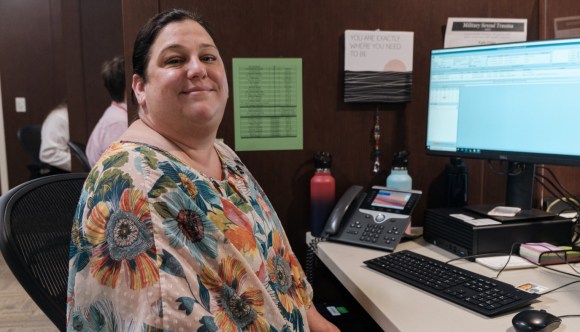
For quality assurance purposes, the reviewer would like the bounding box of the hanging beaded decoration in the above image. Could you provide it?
[372,107,381,174]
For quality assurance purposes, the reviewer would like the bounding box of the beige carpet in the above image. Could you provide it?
[0,254,58,331]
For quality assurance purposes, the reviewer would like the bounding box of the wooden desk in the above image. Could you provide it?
[314,238,580,331]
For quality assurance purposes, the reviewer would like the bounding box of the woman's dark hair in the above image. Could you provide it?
[101,56,125,102]
[132,8,214,83]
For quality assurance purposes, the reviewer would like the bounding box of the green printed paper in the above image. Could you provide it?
[233,58,303,151]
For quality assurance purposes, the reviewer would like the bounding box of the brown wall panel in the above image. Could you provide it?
[65,0,124,169]
[540,0,580,39]
[2,0,578,262]
[118,0,575,261]
[531,0,580,207]
[62,0,85,151]
[0,0,123,184]
[0,0,66,186]
[78,1,124,139]
[121,0,160,122]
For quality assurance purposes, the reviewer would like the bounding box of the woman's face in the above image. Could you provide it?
[132,19,228,137]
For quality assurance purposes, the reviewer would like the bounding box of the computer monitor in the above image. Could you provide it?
[425,38,580,211]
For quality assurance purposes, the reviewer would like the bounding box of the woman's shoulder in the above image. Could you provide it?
[87,141,185,195]
[214,139,240,162]
[98,141,177,165]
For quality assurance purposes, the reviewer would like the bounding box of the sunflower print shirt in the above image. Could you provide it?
[67,140,314,332]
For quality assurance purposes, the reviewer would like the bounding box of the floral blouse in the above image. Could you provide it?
[67,141,313,331]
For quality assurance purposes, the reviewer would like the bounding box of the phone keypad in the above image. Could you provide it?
[346,221,402,245]
[359,223,383,242]
[340,213,410,251]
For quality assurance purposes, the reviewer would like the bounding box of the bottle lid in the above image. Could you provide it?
[447,157,467,172]
[314,151,332,169]
[392,150,409,168]
[450,157,464,166]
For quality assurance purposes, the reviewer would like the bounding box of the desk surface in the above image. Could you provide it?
[315,238,580,332]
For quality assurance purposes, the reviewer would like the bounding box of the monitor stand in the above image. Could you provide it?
[465,204,556,222]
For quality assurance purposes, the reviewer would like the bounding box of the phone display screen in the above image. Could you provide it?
[371,190,410,210]
[360,187,420,215]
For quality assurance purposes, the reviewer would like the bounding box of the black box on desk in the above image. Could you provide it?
[423,207,574,258]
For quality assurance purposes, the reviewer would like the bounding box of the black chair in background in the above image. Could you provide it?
[0,173,87,331]
[17,125,51,178]
[67,141,91,172]
[17,125,69,179]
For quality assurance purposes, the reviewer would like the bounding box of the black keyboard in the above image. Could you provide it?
[363,250,540,316]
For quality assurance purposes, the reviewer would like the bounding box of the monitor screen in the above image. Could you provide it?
[425,38,580,209]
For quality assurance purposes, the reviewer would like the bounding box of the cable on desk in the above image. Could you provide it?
[536,166,579,212]
[445,242,521,279]
[536,174,579,217]
[558,314,580,319]
[446,240,580,278]
[535,166,580,244]
[444,252,513,264]
[541,265,580,279]
[306,237,324,285]
[486,160,523,176]
[445,241,580,284]
[540,280,580,295]
[487,164,580,242]
[528,243,580,276]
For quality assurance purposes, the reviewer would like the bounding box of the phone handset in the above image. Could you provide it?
[321,185,364,238]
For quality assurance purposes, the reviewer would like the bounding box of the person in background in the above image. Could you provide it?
[39,100,70,172]
[67,8,339,331]
[86,55,127,166]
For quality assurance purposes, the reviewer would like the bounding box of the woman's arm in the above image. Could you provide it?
[306,305,340,332]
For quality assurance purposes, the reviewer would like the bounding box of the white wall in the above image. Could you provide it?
[0,73,10,194]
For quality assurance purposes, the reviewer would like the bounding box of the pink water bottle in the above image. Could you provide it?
[310,151,336,237]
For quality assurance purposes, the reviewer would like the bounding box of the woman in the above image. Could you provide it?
[67,8,338,332]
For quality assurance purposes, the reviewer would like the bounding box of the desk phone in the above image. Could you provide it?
[321,185,421,251]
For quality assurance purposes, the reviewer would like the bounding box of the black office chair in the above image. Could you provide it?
[17,125,70,178]
[0,172,87,331]
[17,125,53,178]
[67,141,91,171]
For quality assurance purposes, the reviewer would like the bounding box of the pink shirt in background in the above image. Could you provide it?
[86,102,128,166]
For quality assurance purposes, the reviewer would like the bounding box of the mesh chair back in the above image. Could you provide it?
[0,173,87,331]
